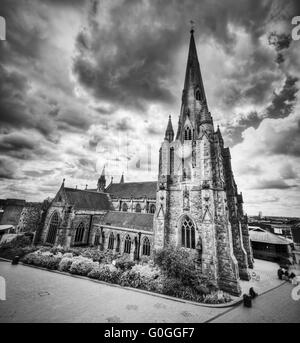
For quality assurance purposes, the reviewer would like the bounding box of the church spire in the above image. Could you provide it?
[183,28,206,103]
[176,28,210,140]
[164,115,174,143]
[97,165,106,192]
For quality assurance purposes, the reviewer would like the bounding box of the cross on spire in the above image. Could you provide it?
[190,20,194,33]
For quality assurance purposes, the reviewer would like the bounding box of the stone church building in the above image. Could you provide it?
[38,29,253,295]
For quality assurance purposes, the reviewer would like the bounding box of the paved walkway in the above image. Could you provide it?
[240,259,284,295]
[0,261,228,323]
[210,282,300,323]
[1,259,298,323]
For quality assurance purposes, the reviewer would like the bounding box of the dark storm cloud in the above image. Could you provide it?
[266,76,299,119]
[0,65,59,141]
[24,170,54,178]
[0,133,35,153]
[115,118,133,132]
[78,158,96,171]
[0,65,31,128]
[56,107,93,132]
[224,111,262,146]
[252,178,297,190]
[73,0,279,111]
[224,75,299,146]
[0,157,18,179]
[268,32,292,64]
[146,124,163,136]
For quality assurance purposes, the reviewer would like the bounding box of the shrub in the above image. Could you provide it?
[69,256,99,276]
[203,291,232,304]
[154,245,198,286]
[22,251,61,270]
[58,257,74,272]
[98,264,123,284]
[87,265,102,279]
[115,255,135,270]
[131,264,161,280]
[119,269,145,288]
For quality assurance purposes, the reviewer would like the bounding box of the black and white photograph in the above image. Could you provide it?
[0,0,300,327]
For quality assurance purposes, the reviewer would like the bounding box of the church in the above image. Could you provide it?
[38,29,253,295]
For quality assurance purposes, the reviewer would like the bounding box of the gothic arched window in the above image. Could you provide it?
[181,216,195,249]
[149,204,156,214]
[108,232,115,250]
[196,89,201,101]
[184,126,192,140]
[46,212,59,245]
[142,237,151,256]
[116,234,121,252]
[124,235,131,254]
[135,203,141,213]
[122,203,128,212]
[100,231,105,251]
[170,147,174,175]
[74,222,85,243]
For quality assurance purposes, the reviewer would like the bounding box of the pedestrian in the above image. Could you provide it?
[277,268,283,280]
[249,287,258,299]
[243,294,252,308]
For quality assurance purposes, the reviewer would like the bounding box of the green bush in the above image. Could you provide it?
[115,255,136,270]
[203,291,232,304]
[58,257,74,272]
[69,256,99,276]
[87,265,102,279]
[119,269,145,288]
[22,251,62,270]
[154,245,198,286]
[98,265,123,284]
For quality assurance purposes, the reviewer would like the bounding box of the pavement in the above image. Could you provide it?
[0,259,299,323]
[240,259,285,296]
[209,282,300,323]
[0,261,229,323]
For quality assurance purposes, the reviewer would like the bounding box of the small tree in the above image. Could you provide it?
[154,245,198,286]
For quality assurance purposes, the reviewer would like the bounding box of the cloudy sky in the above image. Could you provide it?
[0,0,300,216]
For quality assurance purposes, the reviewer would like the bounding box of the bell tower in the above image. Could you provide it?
[154,28,252,296]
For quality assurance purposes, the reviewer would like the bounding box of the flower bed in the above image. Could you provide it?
[20,245,233,305]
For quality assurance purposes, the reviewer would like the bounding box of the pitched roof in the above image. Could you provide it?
[106,181,157,199]
[100,211,154,232]
[64,188,112,210]
[250,229,291,245]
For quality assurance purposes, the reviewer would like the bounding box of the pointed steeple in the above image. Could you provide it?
[183,28,206,103]
[164,115,174,143]
[60,178,65,189]
[120,173,124,184]
[176,28,211,140]
[97,165,106,192]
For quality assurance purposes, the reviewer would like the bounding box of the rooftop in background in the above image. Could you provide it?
[250,228,292,245]
[63,188,112,211]
[99,211,154,232]
[105,181,157,199]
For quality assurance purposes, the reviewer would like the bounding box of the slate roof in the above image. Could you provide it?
[64,188,112,211]
[100,211,154,232]
[105,182,157,199]
[250,229,291,245]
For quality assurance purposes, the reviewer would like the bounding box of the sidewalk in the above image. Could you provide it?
[240,259,285,295]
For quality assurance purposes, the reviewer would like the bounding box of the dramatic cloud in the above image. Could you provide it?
[268,32,292,64]
[0,0,299,216]
[224,75,299,146]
